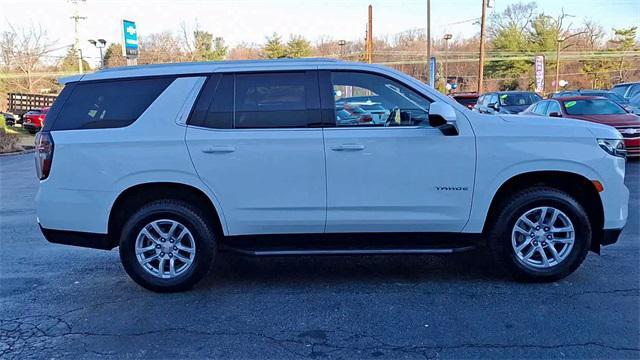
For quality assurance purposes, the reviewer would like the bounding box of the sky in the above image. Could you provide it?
[1,0,639,66]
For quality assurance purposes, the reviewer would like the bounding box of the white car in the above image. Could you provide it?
[35,59,629,292]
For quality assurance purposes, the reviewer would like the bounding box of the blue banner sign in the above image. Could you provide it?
[122,19,139,58]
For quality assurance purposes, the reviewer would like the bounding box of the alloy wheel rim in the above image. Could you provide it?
[135,219,196,279]
[511,206,575,269]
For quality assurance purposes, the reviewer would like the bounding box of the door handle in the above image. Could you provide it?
[202,146,236,154]
[331,144,365,151]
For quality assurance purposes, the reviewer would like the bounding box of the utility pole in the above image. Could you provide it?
[477,0,487,94]
[367,5,373,63]
[426,0,431,83]
[70,0,86,74]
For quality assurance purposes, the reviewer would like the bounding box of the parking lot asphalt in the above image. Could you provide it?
[0,153,638,359]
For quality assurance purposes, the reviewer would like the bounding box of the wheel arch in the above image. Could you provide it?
[108,182,226,248]
[482,170,604,252]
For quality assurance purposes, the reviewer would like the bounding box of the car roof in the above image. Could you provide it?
[59,58,344,83]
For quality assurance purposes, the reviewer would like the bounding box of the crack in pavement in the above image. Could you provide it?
[1,315,639,359]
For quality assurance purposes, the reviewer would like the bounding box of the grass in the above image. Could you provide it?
[8,127,36,148]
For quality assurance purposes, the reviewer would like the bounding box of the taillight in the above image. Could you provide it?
[38,114,45,124]
[35,132,54,180]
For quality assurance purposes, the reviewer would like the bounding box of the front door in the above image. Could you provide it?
[321,70,476,233]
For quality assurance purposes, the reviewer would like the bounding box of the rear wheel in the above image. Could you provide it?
[119,200,216,292]
[489,187,591,282]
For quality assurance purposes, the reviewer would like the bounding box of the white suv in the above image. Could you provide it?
[35,59,629,292]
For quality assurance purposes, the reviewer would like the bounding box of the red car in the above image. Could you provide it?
[22,107,49,134]
[450,93,479,109]
[521,96,640,158]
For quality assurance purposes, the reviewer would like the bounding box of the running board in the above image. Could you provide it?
[220,233,481,257]
[222,245,477,257]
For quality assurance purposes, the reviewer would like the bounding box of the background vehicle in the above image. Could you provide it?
[551,90,640,114]
[36,60,628,292]
[611,82,640,100]
[1,112,19,126]
[450,93,479,109]
[522,96,640,157]
[22,107,49,134]
[474,91,542,114]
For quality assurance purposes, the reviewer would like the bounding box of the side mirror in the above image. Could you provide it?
[429,102,459,136]
[548,112,562,117]
[488,102,500,111]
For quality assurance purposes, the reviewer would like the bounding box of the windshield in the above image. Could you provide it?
[563,99,626,115]
[499,93,540,106]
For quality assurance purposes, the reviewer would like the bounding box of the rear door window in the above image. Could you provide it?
[234,72,317,128]
[52,77,174,130]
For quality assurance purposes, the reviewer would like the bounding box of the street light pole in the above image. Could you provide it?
[554,31,587,93]
[554,38,562,93]
[338,40,346,59]
[89,39,107,69]
[426,0,431,83]
[444,33,452,90]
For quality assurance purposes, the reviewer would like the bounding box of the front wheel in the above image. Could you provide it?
[119,200,216,292]
[488,187,591,282]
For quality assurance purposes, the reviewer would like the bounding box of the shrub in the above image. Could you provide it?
[0,114,23,153]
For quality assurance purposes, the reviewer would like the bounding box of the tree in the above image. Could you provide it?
[609,26,638,82]
[102,43,127,68]
[261,33,287,59]
[193,30,227,61]
[227,42,261,60]
[140,31,185,64]
[0,23,56,93]
[58,46,90,72]
[286,35,312,58]
[486,2,538,89]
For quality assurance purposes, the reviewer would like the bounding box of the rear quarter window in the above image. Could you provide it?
[51,77,174,130]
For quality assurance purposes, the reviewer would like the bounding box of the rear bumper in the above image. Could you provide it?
[39,225,115,250]
[601,228,623,246]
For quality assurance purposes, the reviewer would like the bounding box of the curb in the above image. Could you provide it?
[0,149,35,157]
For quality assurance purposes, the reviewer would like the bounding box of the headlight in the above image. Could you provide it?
[597,139,627,158]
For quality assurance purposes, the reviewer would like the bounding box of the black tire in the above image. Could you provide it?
[119,199,216,292]
[488,187,591,282]
[28,129,37,134]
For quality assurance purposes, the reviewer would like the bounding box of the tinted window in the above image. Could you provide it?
[563,99,626,115]
[453,97,478,107]
[489,94,499,105]
[533,101,549,115]
[331,71,431,127]
[499,93,539,106]
[235,72,309,128]
[189,74,233,129]
[54,78,174,130]
[546,101,561,115]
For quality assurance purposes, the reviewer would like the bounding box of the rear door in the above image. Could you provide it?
[186,71,327,235]
[320,70,475,233]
